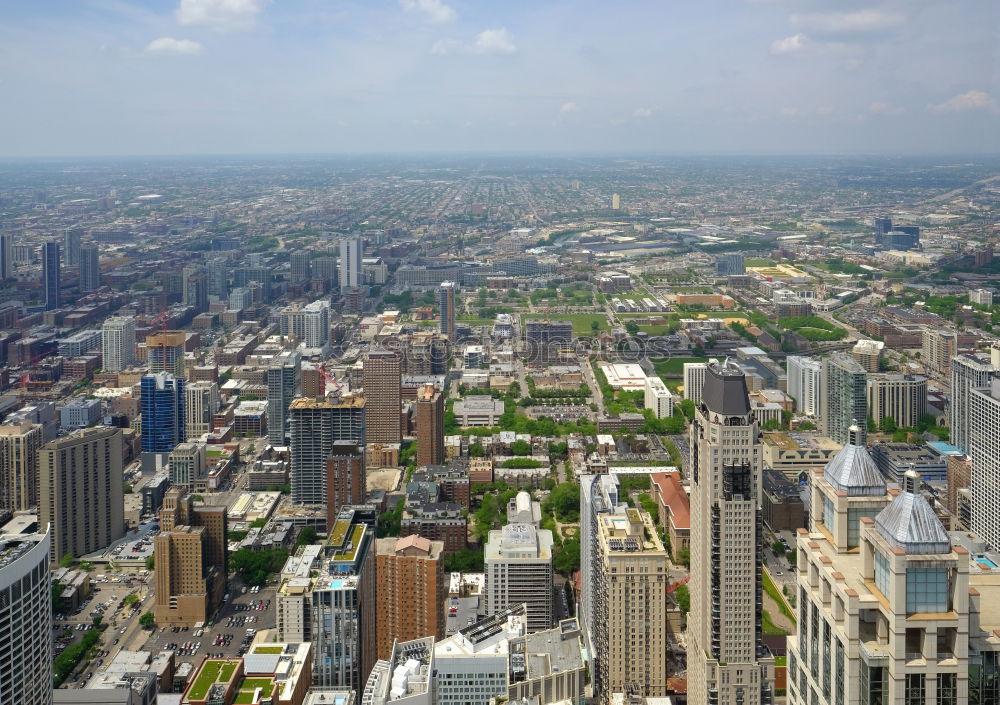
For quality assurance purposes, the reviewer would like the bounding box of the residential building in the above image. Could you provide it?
[207,257,228,298]
[850,339,884,373]
[57,329,103,357]
[39,427,125,566]
[787,356,822,416]
[339,235,362,290]
[579,473,624,659]
[185,381,221,440]
[182,264,208,314]
[485,523,554,634]
[867,373,927,429]
[282,300,330,350]
[233,265,272,302]
[0,232,10,279]
[820,353,867,446]
[946,453,971,518]
[922,328,958,374]
[179,643,312,705]
[102,316,136,372]
[169,442,207,490]
[415,384,444,467]
[688,359,774,705]
[267,350,302,447]
[146,330,187,379]
[60,397,102,429]
[650,471,690,563]
[363,349,402,444]
[42,240,60,310]
[971,288,994,306]
[0,528,52,705]
[400,500,466,556]
[79,245,100,292]
[288,395,366,505]
[970,377,1000,550]
[644,376,674,419]
[683,361,709,404]
[375,535,445,659]
[326,442,365,529]
[716,253,746,276]
[950,353,996,454]
[290,250,312,284]
[0,422,43,513]
[140,373,186,454]
[439,281,456,341]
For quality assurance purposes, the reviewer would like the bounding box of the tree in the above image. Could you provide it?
[124,593,139,607]
[145,555,154,570]
[625,321,640,336]
[674,584,690,614]
[590,320,600,334]
[544,482,581,522]
[677,547,691,568]
[295,526,319,549]
[139,612,155,629]
[554,534,581,575]
[510,439,532,456]
[444,548,485,573]
[469,442,485,457]
[772,541,786,556]
[59,553,76,569]
[92,615,103,627]
[229,548,289,587]
[879,416,897,433]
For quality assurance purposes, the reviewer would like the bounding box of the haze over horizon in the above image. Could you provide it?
[1,0,998,157]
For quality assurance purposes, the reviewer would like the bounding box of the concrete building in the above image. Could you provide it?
[42,240,60,310]
[290,249,312,284]
[79,245,101,292]
[453,396,504,427]
[650,471,690,563]
[182,265,209,314]
[363,349,402,444]
[415,384,444,467]
[579,474,624,661]
[682,361,709,404]
[820,353,868,446]
[39,427,124,566]
[850,338,884,373]
[970,377,1000,550]
[439,281,457,341]
[922,328,958,374]
[185,381,221,440]
[146,330,187,379]
[485,523,554,634]
[375,535,445,660]
[644,376,674,419]
[169,442,207,490]
[339,235,362,290]
[289,395,366,505]
[282,300,330,350]
[60,397,102,429]
[326,442,365,529]
[950,352,996,454]
[688,359,775,705]
[971,288,994,306]
[0,528,51,704]
[267,350,302,447]
[870,442,947,484]
[102,316,136,372]
[180,643,313,705]
[787,356,822,416]
[867,373,928,429]
[0,422,43,513]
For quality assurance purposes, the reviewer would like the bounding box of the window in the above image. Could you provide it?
[847,508,879,548]
[875,552,891,599]
[862,664,886,705]
[823,496,835,530]
[905,673,925,705]
[835,639,844,703]
[906,567,949,613]
[937,673,957,705]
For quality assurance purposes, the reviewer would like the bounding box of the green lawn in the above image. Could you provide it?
[521,313,609,335]
[457,317,496,327]
[763,609,789,636]
[251,646,283,654]
[234,677,276,704]
[653,357,709,376]
[188,660,238,701]
[763,570,796,623]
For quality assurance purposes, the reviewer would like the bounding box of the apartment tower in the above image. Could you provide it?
[820,353,867,446]
[415,384,444,466]
[362,349,402,444]
[101,316,136,373]
[484,523,554,634]
[266,349,301,447]
[375,534,445,659]
[146,330,187,379]
[326,441,366,529]
[439,281,456,342]
[0,421,43,513]
[0,528,52,704]
[951,352,996,454]
[289,395,366,505]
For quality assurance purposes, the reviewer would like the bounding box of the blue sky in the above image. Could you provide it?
[0,0,997,156]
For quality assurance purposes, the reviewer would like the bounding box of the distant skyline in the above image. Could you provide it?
[0,0,998,157]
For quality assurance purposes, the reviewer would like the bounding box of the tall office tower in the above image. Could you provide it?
[41,240,60,310]
[688,360,774,705]
[185,381,221,440]
[290,250,312,284]
[415,384,444,466]
[289,395,366,504]
[0,422,43,513]
[146,329,187,378]
[820,353,868,446]
[951,353,996,453]
[971,377,1000,549]
[0,527,52,704]
[182,264,209,313]
[787,356,822,416]
[867,373,928,429]
[39,427,124,566]
[267,350,302,447]
[339,235,362,290]
[484,523,554,634]
[375,535,445,660]
[715,253,746,276]
[922,328,958,374]
[579,474,623,658]
[233,266,272,302]
[683,361,710,403]
[312,256,337,285]
[63,227,82,266]
[591,506,668,701]
[362,349,402,444]
[326,441,365,529]
[438,281,456,341]
[101,316,136,372]
[140,372,186,454]
[206,258,228,298]
[0,232,12,279]
[78,245,100,292]
[228,286,253,310]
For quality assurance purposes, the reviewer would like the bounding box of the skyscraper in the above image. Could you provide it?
[683,361,710,403]
[326,441,365,529]
[362,349,402,444]
[339,235,362,290]
[438,281,456,341]
[688,360,774,705]
[579,473,623,660]
[140,373,186,454]
[101,316,136,372]
[866,373,928,430]
[951,352,996,454]
[63,227,82,267]
[267,350,301,447]
[0,421,43,513]
[375,535,445,660]
[970,377,1000,550]
[146,330,187,378]
[39,427,125,566]
[289,395,366,504]
[290,250,312,284]
[820,353,868,446]
[79,245,100,292]
[922,328,958,374]
[206,258,228,298]
[0,232,12,279]
[41,240,60,310]
[185,381,221,441]
[182,264,208,314]
[415,384,444,466]
[484,523,554,634]
[282,300,329,349]
[786,355,822,416]
[0,527,51,705]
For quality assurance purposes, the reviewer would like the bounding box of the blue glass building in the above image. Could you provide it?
[140,373,185,453]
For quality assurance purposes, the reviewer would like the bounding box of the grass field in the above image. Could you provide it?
[457,317,496,327]
[653,357,710,376]
[188,660,238,701]
[522,313,610,334]
[763,609,789,636]
[763,570,796,623]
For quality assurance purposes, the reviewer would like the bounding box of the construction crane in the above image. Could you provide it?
[317,363,344,395]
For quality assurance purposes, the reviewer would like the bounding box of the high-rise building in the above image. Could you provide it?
[485,523,554,634]
[0,527,52,705]
[375,535,444,660]
[233,265,272,302]
[0,232,12,279]
[0,421,43,514]
[169,442,207,490]
[39,427,124,566]
[611,193,621,210]
[289,395,366,504]
[850,338,884,373]
[438,281,456,342]
[688,360,774,705]
[683,361,710,404]
[922,328,958,374]
[873,216,893,237]
[146,330,187,379]
[867,373,928,429]
[140,373,186,454]
[42,240,60,310]
[290,250,312,284]
[787,356,822,416]
[63,227,82,267]
[267,350,301,447]
[78,245,100,292]
[282,300,330,350]
[184,381,221,440]
[644,376,674,418]
[228,286,253,310]
[326,441,365,529]
[820,353,868,446]
[182,264,209,314]
[339,235,362,290]
[101,316,136,372]
[312,256,337,286]
[579,474,623,659]
[363,349,402,444]
[970,377,1000,550]
[951,353,996,454]
[206,258,228,298]
[415,384,444,467]
[591,505,668,701]
[716,253,746,276]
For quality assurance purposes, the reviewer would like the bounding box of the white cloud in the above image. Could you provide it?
[560,102,578,114]
[145,37,203,55]
[770,33,806,55]
[791,9,904,34]
[176,0,262,32]
[432,28,517,55]
[869,101,904,116]
[632,107,655,118]
[400,0,455,24]
[929,90,997,113]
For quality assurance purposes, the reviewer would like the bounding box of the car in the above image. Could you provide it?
[120,627,127,634]
[775,571,784,577]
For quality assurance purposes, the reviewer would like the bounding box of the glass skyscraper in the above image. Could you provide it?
[141,373,186,454]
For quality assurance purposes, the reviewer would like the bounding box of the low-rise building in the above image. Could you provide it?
[454,397,505,427]
[180,643,312,705]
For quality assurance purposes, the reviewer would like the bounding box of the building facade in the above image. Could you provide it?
[42,240,60,310]
[375,535,444,660]
[485,523,554,634]
[866,374,928,429]
[0,528,52,705]
[102,316,136,373]
[326,442,365,529]
[951,353,996,454]
[289,395,366,505]
[415,384,444,467]
[141,373,186,454]
[0,422,43,513]
[787,356,822,417]
[267,350,302,447]
[146,330,187,379]
[970,377,1000,550]
[363,349,402,444]
[820,353,868,446]
[438,281,456,342]
[79,245,100,292]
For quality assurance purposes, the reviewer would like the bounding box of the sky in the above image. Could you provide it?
[0,0,997,156]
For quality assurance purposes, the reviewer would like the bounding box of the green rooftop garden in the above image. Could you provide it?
[233,676,277,704]
[252,646,283,654]
[187,659,239,701]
